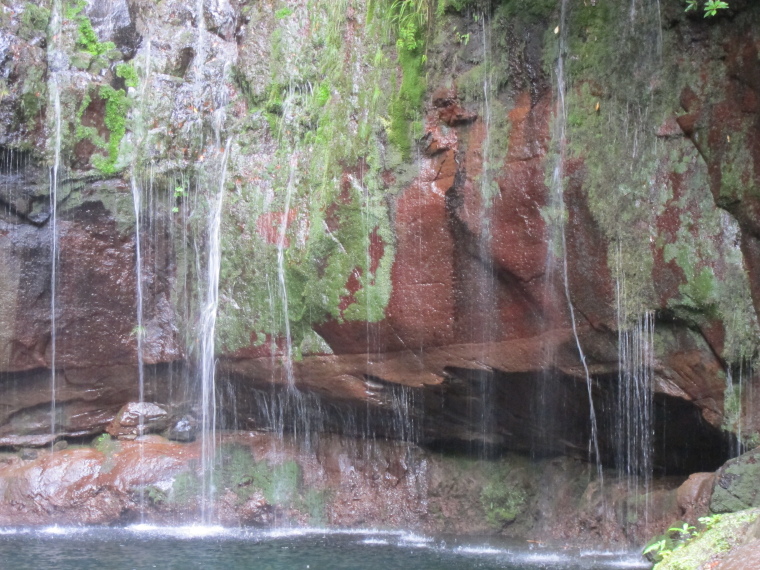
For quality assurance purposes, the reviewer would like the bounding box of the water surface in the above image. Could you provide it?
[0,526,650,570]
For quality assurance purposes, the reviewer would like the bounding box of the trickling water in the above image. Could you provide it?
[130,174,148,521]
[276,151,297,391]
[548,0,603,481]
[47,0,64,446]
[476,10,496,455]
[725,361,754,457]
[199,139,232,523]
[131,176,146,414]
[614,247,654,526]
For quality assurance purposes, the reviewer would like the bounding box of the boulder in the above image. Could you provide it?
[712,448,760,513]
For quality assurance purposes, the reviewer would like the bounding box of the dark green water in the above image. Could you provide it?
[0,527,650,570]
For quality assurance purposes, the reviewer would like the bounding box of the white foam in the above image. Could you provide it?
[398,532,433,543]
[0,529,20,535]
[127,524,161,533]
[127,525,230,539]
[455,546,506,555]
[261,527,404,539]
[362,538,389,545]
[604,560,650,569]
[517,552,567,564]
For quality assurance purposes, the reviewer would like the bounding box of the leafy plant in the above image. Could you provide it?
[116,63,139,89]
[643,538,669,559]
[94,433,119,455]
[668,522,697,539]
[92,85,130,174]
[685,0,729,17]
[698,514,723,531]
[642,521,698,562]
[67,0,117,56]
[389,0,431,52]
[172,186,185,213]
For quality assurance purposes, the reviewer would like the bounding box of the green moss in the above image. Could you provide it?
[92,85,130,174]
[481,480,526,527]
[116,63,139,89]
[275,7,294,19]
[170,471,202,505]
[67,0,117,57]
[93,433,121,473]
[93,433,120,455]
[388,46,426,160]
[216,445,302,506]
[18,4,50,40]
[216,1,400,352]
[654,510,760,570]
[498,0,557,23]
[478,460,530,528]
[142,485,167,505]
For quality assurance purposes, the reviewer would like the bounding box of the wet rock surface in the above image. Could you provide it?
[0,431,682,545]
[0,0,756,540]
[711,447,760,513]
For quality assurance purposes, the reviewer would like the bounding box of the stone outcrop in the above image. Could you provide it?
[0,431,682,544]
[711,447,760,513]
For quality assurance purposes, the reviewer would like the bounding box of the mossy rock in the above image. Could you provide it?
[711,448,760,513]
[654,509,760,570]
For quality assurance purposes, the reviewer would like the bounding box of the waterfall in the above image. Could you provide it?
[477,9,496,454]
[614,246,654,525]
[131,177,146,420]
[548,0,603,480]
[47,0,63,446]
[276,151,297,390]
[198,139,232,524]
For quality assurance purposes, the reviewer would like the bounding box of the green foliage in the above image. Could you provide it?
[93,433,120,456]
[478,463,529,528]
[382,0,430,158]
[315,82,331,107]
[217,445,301,505]
[388,47,425,160]
[389,0,430,52]
[67,0,117,56]
[698,514,723,530]
[116,63,139,89]
[436,0,473,15]
[481,481,526,527]
[685,0,729,17]
[172,186,185,213]
[19,4,50,40]
[275,7,294,19]
[643,522,697,563]
[300,488,328,525]
[91,85,130,174]
[93,433,121,473]
[218,0,399,351]
[653,510,759,569]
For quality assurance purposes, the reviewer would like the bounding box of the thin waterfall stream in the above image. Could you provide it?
[46,0,63,447]
[199,139,232,523]
[550,0,603,481]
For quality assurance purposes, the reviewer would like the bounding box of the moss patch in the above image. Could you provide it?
[653,509,760,570]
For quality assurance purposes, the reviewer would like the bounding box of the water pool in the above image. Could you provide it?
[0,526,650,569]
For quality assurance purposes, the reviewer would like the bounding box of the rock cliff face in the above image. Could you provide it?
[0,0,758,539]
